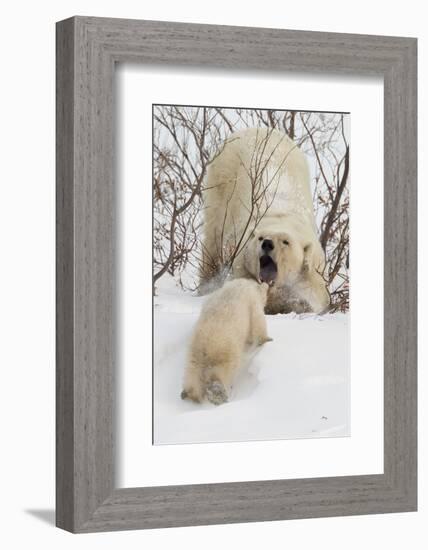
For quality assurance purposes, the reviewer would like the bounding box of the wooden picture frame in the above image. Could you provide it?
[56,16,417,533]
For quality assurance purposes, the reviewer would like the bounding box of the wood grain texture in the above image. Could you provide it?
[56,16,417,533]
[56,17,75,532]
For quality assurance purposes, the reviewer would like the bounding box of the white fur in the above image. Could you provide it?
[200,127,330,313]
[182,279,271,405]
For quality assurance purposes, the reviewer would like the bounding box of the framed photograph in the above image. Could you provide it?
[151,104,351,446]
[56,16,417,532]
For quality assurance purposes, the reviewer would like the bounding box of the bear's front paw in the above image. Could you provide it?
[205,381,228,406]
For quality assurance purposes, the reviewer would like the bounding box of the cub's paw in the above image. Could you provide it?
[205,381,228,406]
[181,388,201,403]
[258,336,273,346]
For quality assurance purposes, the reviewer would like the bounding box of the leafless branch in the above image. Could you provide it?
[153,106,350,311]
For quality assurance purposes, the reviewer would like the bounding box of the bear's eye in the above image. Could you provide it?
[283,240,289,245]
[258,236,263,241]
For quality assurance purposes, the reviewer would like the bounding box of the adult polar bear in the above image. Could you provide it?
[200,127,330,314]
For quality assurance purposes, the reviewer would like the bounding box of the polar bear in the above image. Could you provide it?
[200,127,330,314]
[181,279,272,405]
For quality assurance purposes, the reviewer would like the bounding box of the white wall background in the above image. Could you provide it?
[0,1,424,548]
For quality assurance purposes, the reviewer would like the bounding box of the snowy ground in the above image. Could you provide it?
[154,276,350,445]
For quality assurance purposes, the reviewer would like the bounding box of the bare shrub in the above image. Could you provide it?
[153,106,350,312]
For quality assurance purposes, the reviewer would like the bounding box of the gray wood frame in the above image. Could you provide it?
[56,16,417,533]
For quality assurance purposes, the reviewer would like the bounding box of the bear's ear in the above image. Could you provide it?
[302,242,325,274]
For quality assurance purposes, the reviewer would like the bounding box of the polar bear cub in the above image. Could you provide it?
[181,279,272,406]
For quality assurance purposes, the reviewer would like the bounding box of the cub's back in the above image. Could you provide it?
[192,279,264,351]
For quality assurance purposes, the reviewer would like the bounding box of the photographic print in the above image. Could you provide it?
[153,104,350,445]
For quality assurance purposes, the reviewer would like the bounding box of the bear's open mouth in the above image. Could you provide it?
[259,255,278,286]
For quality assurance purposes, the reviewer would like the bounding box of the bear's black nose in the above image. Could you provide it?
[262,239,274,252]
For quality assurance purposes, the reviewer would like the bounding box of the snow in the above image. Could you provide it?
[154,275,350,445]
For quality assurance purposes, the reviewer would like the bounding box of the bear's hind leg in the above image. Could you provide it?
[203,363,236,406]
[181,387,203,403]
[181,362,204,403]
[205,380,228,406]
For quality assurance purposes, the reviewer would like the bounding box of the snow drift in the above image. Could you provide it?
[154,276,350,445]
